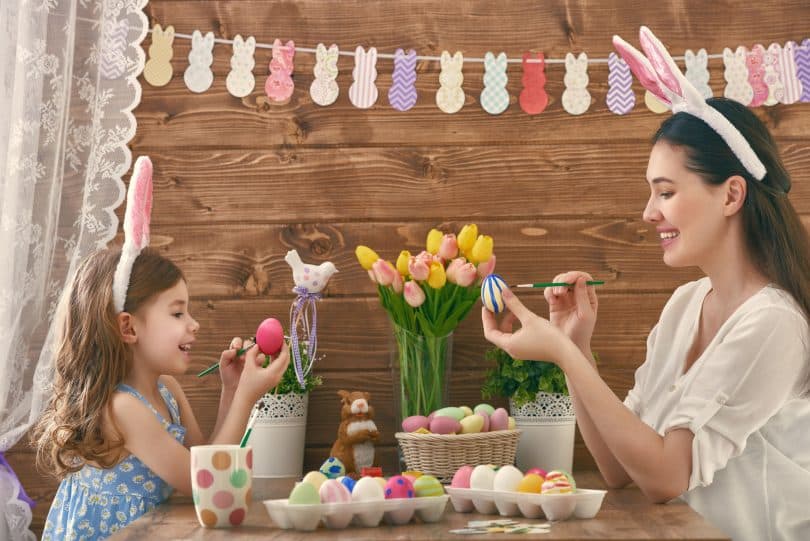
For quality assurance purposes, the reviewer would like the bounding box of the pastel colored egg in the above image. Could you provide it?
[489,408,509,431]
[429,415,460,434]
[301,470,327,490]
[337,475,356,493]
[459,414,485,434]
[545,470,576,490]
[413,475,444,497]
[473,403,495,416]
[255,317,284,355]
[459,406,473,417]
[481,274,508,313]
[469,465,497,490]
[319,479,352,503]
[289,481,320,504]
[493,465,523,492]
[479,411,490,432]
[402,415,430,432]
[433,406,465,421]
[507,416,516,429]
[319,457,346,479]
[352,476,385,502]
[451,465,474,488]
[525,467,547,478]
[517,473,544,493]
[384,475,415,499]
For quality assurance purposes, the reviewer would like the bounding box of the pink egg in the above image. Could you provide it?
[255,318,284,355]
[402,415,430,432]
[451,465,474,488]
[319,479,352,503]
[526,467,547,478]
[489,408,509,431]
[479,411,490,432]
[429,416,460,434]
[384,475,415,499]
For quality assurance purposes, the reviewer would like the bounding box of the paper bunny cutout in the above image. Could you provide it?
[606,52,635,114]
[562,52,591,115]
[143,24,174,87]
[226,34,256,98]
[389,48,418,111]
[762,43,785,106]
[310,43,339,106]
[745,45,769,107]
[113,156,154,312]
[519,52,548,115]
[265,39,295,103]
[348,46,379,109]
[480,52,509,115]
[436,50,465,114]
[723,46,754,105]
[779,41,803,104]
[613,26,765,180]
[184,30,215,93]
[684,48,712,99]
[796,39,810,102]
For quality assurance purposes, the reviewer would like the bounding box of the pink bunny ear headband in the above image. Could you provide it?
[113,156,154,312]
[613,26,766,181]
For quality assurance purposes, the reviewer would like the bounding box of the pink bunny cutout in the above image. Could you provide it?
[265,39,295,103]
[113,156,154,312]
[612,27,766,181]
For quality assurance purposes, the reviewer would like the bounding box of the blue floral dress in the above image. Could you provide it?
[42,382,186,540]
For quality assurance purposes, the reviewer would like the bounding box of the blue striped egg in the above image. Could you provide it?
[481,274,508,313]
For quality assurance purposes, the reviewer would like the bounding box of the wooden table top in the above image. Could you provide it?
[108,472,730,540]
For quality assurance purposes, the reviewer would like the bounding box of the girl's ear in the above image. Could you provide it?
[723,175,748,217]
[118,312,138,344]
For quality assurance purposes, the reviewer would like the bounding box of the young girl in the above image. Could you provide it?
[33,157,291,540]
[482,29,810,541]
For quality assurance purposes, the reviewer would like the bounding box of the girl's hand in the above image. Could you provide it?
[237,341,291,402]
[218,337,248,393]
[543,272,598,352]
[481,288,569,364]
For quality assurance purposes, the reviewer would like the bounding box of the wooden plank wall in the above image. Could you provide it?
[9,1,810,535]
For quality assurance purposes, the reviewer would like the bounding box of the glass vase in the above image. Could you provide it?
[390,324,453,423]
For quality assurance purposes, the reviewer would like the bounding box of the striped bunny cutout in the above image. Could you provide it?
[562,52,591,115]
[310,43,339,106]
[606,51,635,114]
[348,46,379,109]
[436,51,465,114]
[226,35,256,98]
[113,156,154,313]
[796,39,810,102]
[480,52,509,115]
[723,46,754,105]
[265,39,295,104]
[779,41,803,104]
[389,48,418,111]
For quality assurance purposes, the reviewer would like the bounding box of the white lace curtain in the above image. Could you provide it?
[0,0,147,538]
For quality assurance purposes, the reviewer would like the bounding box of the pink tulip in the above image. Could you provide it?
[445,258,465,283]
[368,269,377,283]
[438,234,459,260]
[392,271,403,293]
[477,254,496,278]
[455,262,478,287]
[416,250,434,266]
[404,281,426,307]
[408,257,430,281]
[372,259,397,287]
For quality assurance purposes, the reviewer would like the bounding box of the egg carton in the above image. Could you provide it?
[445,487,606,521]
[263,495,450,531]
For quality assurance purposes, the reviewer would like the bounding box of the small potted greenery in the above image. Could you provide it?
[481,347,575,472]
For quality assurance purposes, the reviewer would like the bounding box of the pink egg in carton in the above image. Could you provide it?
[262,495,450,531]
[445,487,606,521]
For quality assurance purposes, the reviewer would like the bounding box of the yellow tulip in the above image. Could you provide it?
[426,228,443,255]
[355,245,380,270]
[427,261,447,289]
[396,250,411,276]
[457,224,478,255]
[470,235,494,264]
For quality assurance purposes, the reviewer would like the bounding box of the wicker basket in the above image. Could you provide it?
[395,429,521,484]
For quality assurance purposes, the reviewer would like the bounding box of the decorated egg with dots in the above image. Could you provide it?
[413,474,444,497]
[384,475,415,499]
[319,457,346,479]
[255,317,284,356]
[337,475,356,493]
[481,274,508,313]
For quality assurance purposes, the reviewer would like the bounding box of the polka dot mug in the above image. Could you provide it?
[191,444,253,528]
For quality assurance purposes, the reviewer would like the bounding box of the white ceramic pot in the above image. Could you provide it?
[249,392,309,478]
[509,392,575,473]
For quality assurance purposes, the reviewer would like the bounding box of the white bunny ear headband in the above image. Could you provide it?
[113,156,154,312]
[613,26,766,181]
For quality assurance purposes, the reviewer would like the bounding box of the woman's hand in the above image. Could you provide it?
[481,288,569,365]
[218,336,248,393]
[543,272,598,352]
[237,341,291,403]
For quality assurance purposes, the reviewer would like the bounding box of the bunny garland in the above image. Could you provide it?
[388,48,418,111]
[613,26,766,180]
[436,51,465,114]
[348,46,379,109]
[684,49,712,99]
[113,157,154,313]
[519,52,548,114]
[310,43,340,106]
[226,35,256,98]
[746,45,769,107]
[184,30,215,93]
[796,39,810,102]
[763,43,785,106]
[723,46,754,105]
[480,52,509,115]
[606,52,635,115]
[562,52,591,115]
[143,24,174,87]
[265,39,295,103]
[779,41,803,104]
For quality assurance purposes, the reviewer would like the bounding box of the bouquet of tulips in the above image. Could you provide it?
[355,224,496,418]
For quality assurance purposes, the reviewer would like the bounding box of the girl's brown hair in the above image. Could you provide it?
[32,247,184,477]
[653,97,810,322]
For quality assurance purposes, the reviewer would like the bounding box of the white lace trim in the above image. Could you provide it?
[253,393,309,426]
[0,467,35,541]
[510,392,575,423]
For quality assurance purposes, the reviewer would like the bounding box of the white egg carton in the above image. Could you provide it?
[445,487,606,521]
[263,495,449,531]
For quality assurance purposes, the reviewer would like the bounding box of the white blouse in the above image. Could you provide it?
[623,277,810,541]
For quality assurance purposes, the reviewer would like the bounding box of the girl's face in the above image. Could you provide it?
[131,279,199,376]
[643,142,728,268]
